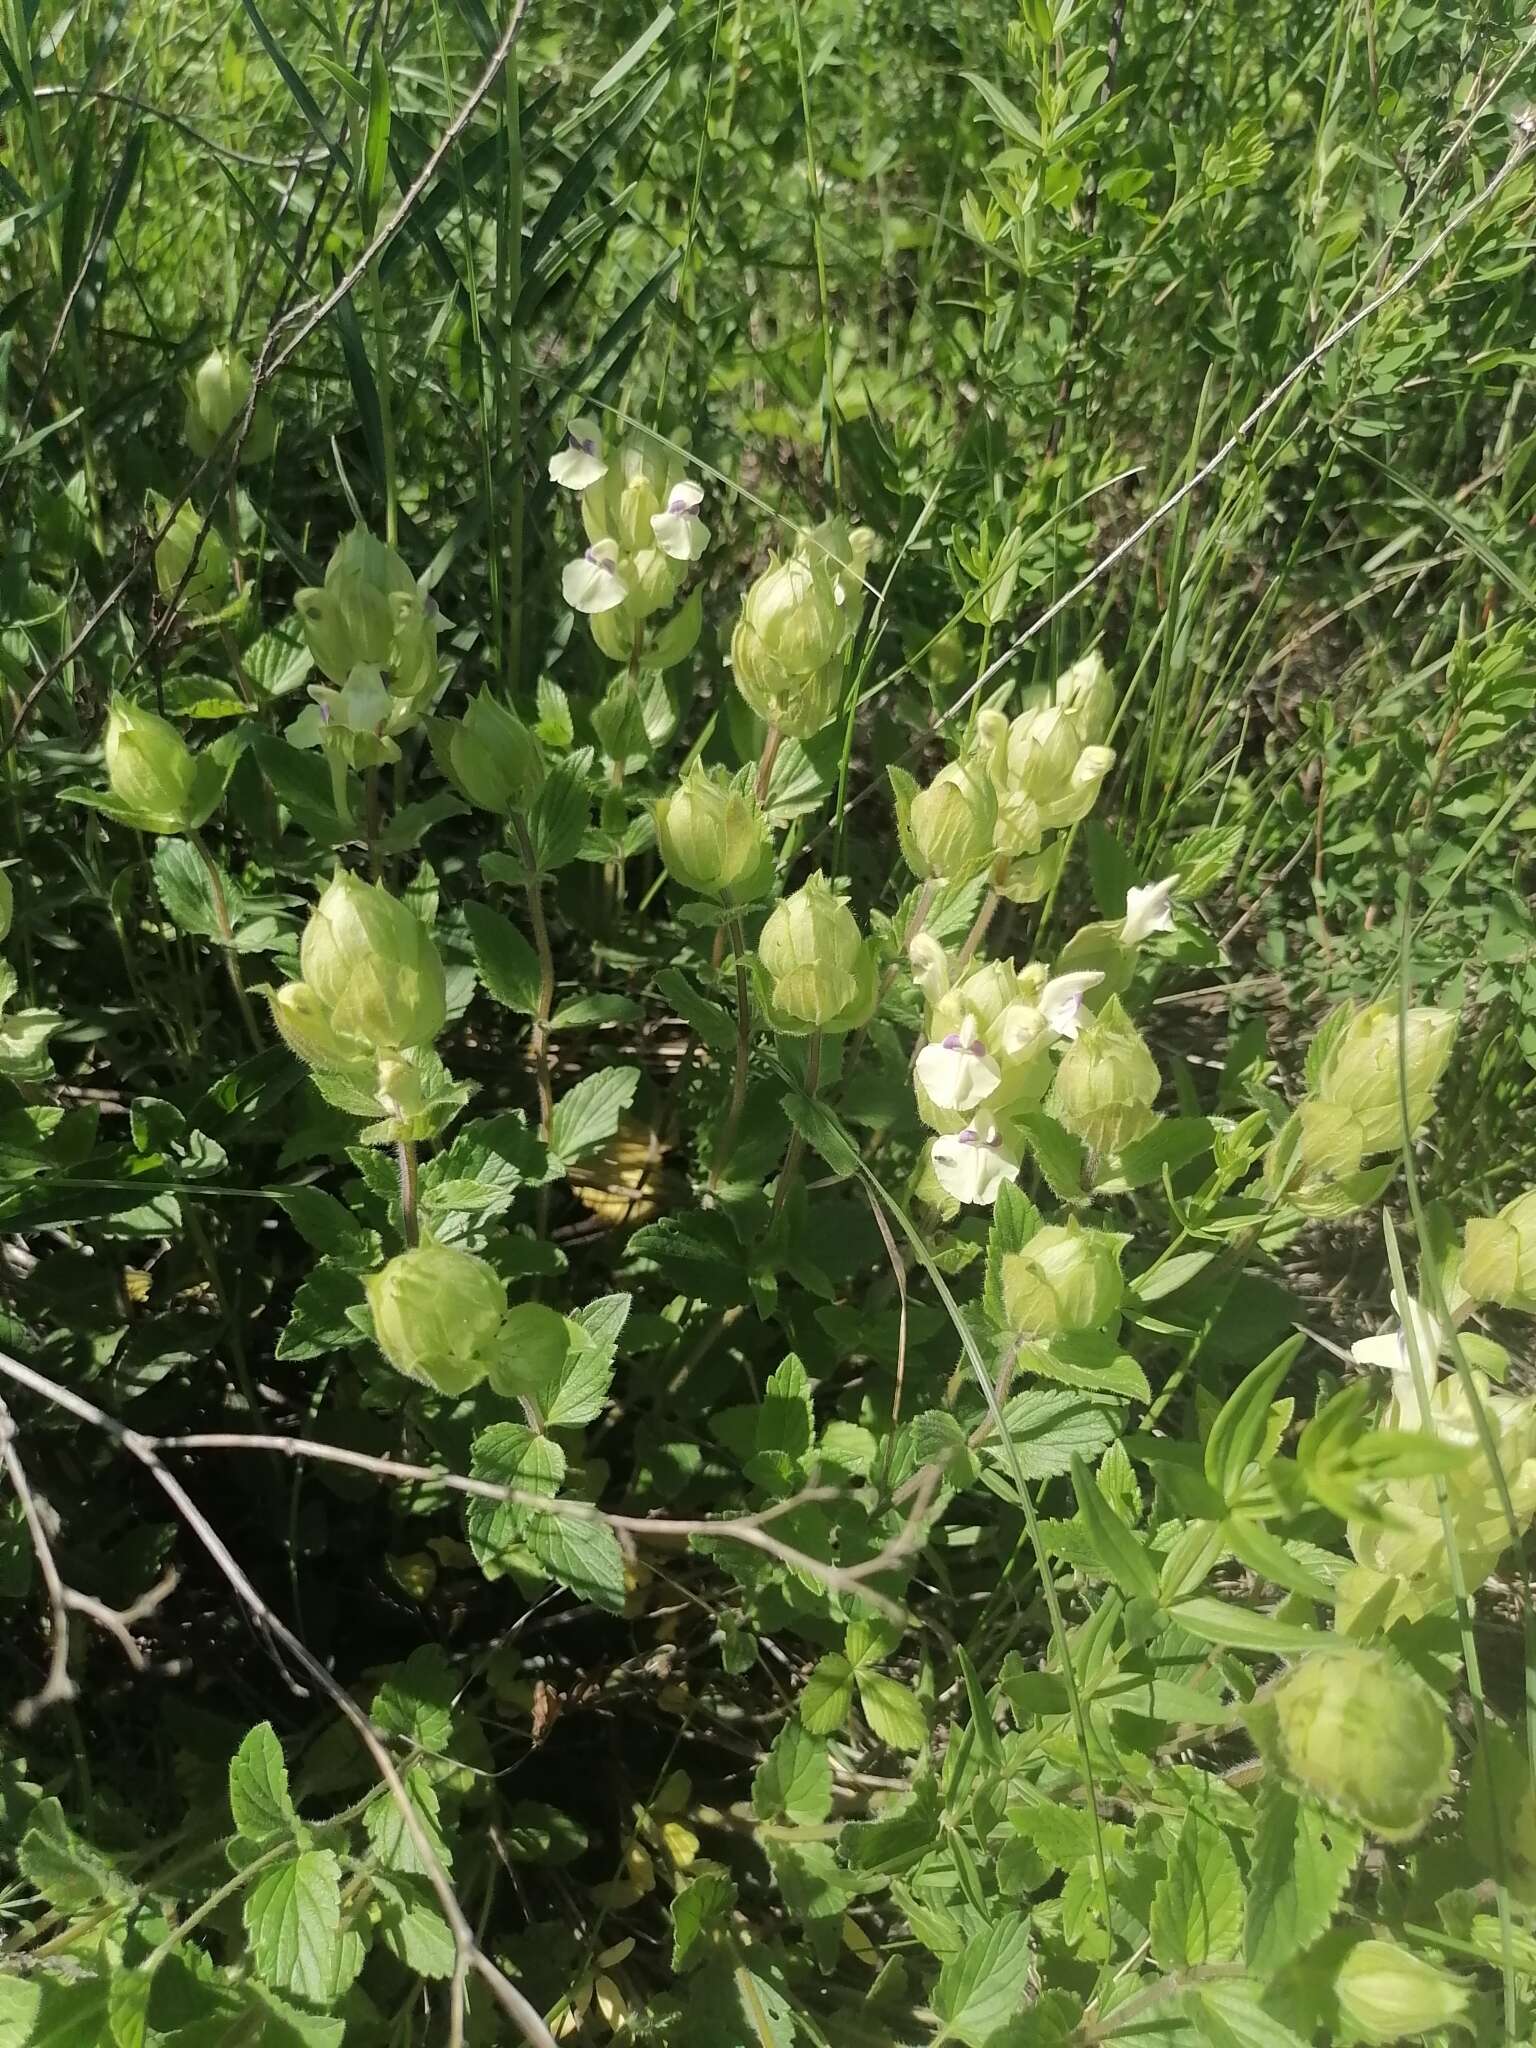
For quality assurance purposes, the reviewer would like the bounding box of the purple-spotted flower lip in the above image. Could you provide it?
[318,700,331,724]
[569,428,600,455]
[941,1031,988,1057]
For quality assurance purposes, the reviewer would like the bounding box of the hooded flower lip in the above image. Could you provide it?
[914,1013,1001,1114]
[549,416,608,491]
[651,479,709,562]
[1350,1290,1447,1379]
[1121,874,1180,946]
[562,540,630,615]
[931,1121,1018,1207]
[1040,970,1103,1040]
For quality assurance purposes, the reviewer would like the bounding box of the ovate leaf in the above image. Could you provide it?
[242,1849,341,2004]
[1150,1811,1243,1968]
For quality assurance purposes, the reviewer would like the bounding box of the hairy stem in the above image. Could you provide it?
[707,916,751,1194]
[770,1032,821,1221]
[189,832,261,1053]
[514,815,555,1138]
[396,1138,419,1248]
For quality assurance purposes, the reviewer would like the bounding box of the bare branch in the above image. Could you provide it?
[0,1350,556,2048]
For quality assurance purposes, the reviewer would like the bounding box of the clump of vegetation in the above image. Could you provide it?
[2,0,1536,2043]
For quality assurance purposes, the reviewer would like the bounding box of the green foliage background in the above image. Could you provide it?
[1,0,1536,2041]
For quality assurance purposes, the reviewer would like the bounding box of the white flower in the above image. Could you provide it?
[1121,873,1180,946]
[915,1014,1001,1114]
[562,540,629,615]
[931,1121,1019,1207]
[1039,970,1103,1040]
[1351,1291,1447,1380]
[650,479,709,563]
[548,417,607,491]
[909,932,951,1007]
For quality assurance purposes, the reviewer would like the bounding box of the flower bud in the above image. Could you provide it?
[299,872,447,1052]
[1334,1942,1467,2044]
[265,980,372,1077]
[908,759,996,880]
[366,1245,505,1393]
[442,691,544,815]
[1048,995,1159,1154]
[654,766,774,905]
[731,553,850,739]
[151,496,231,616]
[1054,650,1114,745]
[295,528,430,694]
[757,872,878,1033]
[1462,1189,1536,1310]
[1000,1222,1124,1337]
[103,697,217,834]
[1313,1001,1456,1154]
[183,347,274,463]
[1296,1100,1366,1180]
[1254,1648,1450,1839]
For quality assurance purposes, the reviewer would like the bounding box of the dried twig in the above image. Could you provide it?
[0,1351,556,2048]
[0,1393,177,1726]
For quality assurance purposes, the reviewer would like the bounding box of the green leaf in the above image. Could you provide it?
[373,1874,455,1980]
[526,759,590,870]
[1171,1597,1341,1656]
[1192,1983,1313,2048]
[933,1918,1034,2045]
[465,1423,566,1572]
[275,1259,366,1362]
[269,1186,378,1268]
[1014,1111,1087,1202]
[362,1767,451,1876]
[753,1719,831,1825]
[18,1798,131,1914]
[465,901,541,1015]
[994,1389,1119,1482]
[839,1773,940,1874]
[1150,1811,1243,1968]
[229,1722,301,1844]
[106,1970,149,2048]
[242,1849,341,2004]
[800,1653,855,1735]
[1204,1337,1304,1503]
[549,1066,640,1164]
[960,70,1041,144]
[1244,1784,1360,1972]
[1070,1454,1160,1600]
[372,1644,456,1756]
[654,967,735,1056]
[748,1354,815,1488]
[855,1670,928,1753]
[524,1507,627,1612]
[670,1862,736,1973]
[782,1090,861,1179]
[983,1179,1040,1327]
[0,1976,111,2047]
[360,43,391,233]
[151,836,226,939]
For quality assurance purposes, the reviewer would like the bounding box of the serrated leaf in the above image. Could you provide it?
[933,1918,1033,2045]
[1244,1784,1360,1972]
[229,1722,301,1844]
[18,1798,131,1914]
[839,1773,941,1875]
[800,1653,855,1735]
[0,1976,112,2047]
[465,901,541,1015]
[753,1720,831,1825]
[549,1066,639,1164]
[151,837,227,939]
[983,1179,1040,1327]
[1150,1811,1243,1968]
[524,1507,627,1612]
[373,1874,455,1979]
[526,759,590,870]
[855,1670,928,1753]
[671,1863,736,1973]
[275,1260,366,1361]
[242,1849,340,2003]
[362,1767,451,1876]
[372,1645,456,1756]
